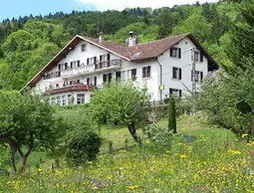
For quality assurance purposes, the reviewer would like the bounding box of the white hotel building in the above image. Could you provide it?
[22,32,218,105]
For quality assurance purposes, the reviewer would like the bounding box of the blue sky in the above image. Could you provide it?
[0,0,219,21]
[0,0,96,21]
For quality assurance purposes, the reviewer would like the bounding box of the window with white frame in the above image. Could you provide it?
[142,66,151,78]
[194,51,199,61]
[121,71,126,81]
[56,96,61,105]
[170,47,181,58]
[68,94,73,105]
[50,97,56,105]
[172,67,182,80]
[87,57,97,65]
[192,70,203,83]
[77,94,85,104]
[62,95,66,106]
[169,88,182,97]
[131,69,137,81]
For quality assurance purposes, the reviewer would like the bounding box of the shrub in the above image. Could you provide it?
[145,122,173,154]
[66,131,102,167]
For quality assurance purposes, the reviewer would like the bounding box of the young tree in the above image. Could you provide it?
[88,82,150,145]
[168,96,177,133]
[0,91,57,173]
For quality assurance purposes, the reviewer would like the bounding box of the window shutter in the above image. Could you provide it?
[142,67,145,78]
[179,68,182,80]
[108,73,112,82]
[179,90,182,97]
[191,70,193,81]
[170,48,173,57]
[170,88,173,95]
[103,74,107,82]
[94,77,97,86]
[178,48,181,58]
[77,60,80,67]
[87,78,90,85]
[173,67,177,79]
[87,58,89,65]
[200,53,203,62]
[200,71,203,81]
[94,57,97,64]
[148,66,151,77]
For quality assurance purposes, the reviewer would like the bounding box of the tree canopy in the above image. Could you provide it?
[0,91,57,173]
[88,82,151,145]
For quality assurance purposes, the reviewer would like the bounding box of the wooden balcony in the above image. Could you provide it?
[45,83,93,95]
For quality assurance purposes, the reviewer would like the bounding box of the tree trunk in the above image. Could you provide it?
[128,122,142,146]
[20,156,28,173]
[247,121,254,143]
[9,143,17,174]
[18,133,34,173]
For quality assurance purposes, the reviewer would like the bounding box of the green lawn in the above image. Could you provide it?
[1,115,254,193]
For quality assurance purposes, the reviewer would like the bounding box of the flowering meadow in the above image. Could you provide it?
[0,117,254,193]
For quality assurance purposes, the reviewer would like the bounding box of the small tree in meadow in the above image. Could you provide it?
[0,91,57,173]
[89,82,151,146]
[168,95,177,133]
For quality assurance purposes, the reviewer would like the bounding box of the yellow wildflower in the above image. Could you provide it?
[145,139,151,145]
[179,154,187,159]
[126,185,139,190]
[247,141,254,147]
[242,133,248,139]
[228,150,241,155]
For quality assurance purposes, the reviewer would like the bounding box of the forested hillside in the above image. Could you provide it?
[0,1,242,90]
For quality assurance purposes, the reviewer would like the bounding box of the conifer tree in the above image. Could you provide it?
[168,96,177,133]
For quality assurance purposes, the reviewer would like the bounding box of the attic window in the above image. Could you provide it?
[170,47,181,58]
[81,44,86,52]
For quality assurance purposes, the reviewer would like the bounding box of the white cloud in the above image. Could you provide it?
[75,0,219,11]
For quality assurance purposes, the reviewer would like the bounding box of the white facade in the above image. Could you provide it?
[31,35,212,105]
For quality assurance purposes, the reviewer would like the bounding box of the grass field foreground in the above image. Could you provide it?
[0,116,254,193]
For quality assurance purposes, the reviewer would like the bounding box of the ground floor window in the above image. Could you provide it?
[68,94,73,105]
[169,88,182,97]
[56,96,61,105]
[77,94,85,104]
[62,95,66,105]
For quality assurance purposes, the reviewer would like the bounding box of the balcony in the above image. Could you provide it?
[45,83,93,95]
[43,71,61,80]
[61,59,122,78]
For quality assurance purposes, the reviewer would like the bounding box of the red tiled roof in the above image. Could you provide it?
[45,84,93,95]
[85,33,189,61]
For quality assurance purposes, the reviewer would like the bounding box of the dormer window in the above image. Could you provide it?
[81,44,86,52]
[170,47,181,58]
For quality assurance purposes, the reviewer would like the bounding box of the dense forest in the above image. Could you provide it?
[0,0,244,90]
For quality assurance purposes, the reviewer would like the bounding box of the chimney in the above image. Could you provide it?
[98,32,103,43]
[126,31,137,47]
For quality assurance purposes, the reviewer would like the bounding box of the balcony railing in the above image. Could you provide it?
[61,59,122,78]
[95,59,122,70]
[43,59,122,80]
[43,71,61,80]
